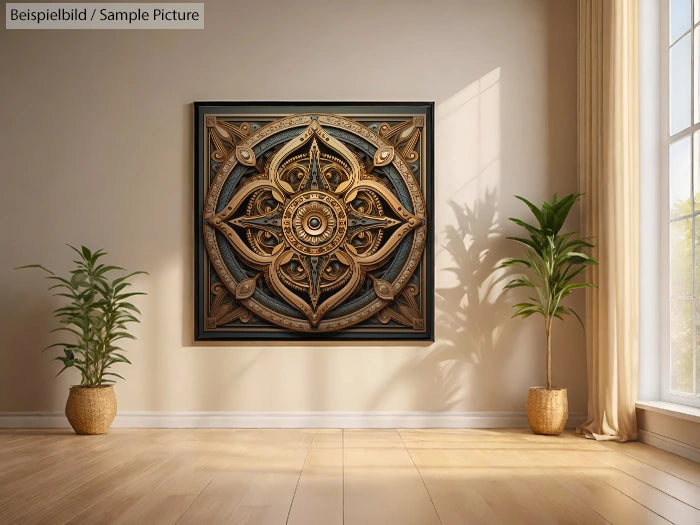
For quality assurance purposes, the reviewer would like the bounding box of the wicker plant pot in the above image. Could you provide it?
[526,387,568,435]
[65,385,117,435]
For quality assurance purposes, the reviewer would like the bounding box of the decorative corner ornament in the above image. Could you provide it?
[195,102,434,340]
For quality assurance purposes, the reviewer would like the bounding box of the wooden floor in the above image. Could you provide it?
[0,429,698,524]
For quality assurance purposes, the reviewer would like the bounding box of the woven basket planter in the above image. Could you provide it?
[65,385,117,435]
[526,387,568,435]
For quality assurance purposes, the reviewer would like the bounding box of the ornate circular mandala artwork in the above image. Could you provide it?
[195,103,434,340]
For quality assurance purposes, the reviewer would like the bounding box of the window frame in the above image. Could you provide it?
[662,0,700,408]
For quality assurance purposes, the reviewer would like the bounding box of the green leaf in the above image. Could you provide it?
[108,332,137,341]
[54,364,71,377]
[505,236,541,253]
[108,354,132,365]
[112,271,149,287]
[514,195,545,229]
[117,302,142,314]
[115,292,147,301]
[504,276,537,290]
[512,310,538,319]
[47,274,74,286]
[80,245,92,261]
[103,372,125,380]
[499,258,533,269]
[67,244,85,261]
[559,282,596,295]
[114,313,139,323]
[93,265,125,278]
[15,264,55,275]
[508,217,543,238]
[513,301,536,308]
[556,305,585,328]
[50,326,83,338]
[42,342,70,352]
[569,308,585,328]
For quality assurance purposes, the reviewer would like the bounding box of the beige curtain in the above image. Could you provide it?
[577,0,639,442]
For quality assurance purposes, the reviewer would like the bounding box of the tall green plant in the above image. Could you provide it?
[17,245,147,386]
[502,193,597,389]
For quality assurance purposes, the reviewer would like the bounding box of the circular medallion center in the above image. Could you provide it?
[282,191,348,256]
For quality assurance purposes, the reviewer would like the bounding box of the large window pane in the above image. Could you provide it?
[670,136,692,217]
[671,299,694,393]
[671,218,693,297]
[694,216,700,396]
[695,30,700,124]
[669,0,699,406]
[697,323,700,393]
[670,34,692,136]
[694,132,700,209]
[671,0,691,43]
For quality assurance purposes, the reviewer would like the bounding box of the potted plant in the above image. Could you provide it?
[502,193,596,435]
[17,245,147,434]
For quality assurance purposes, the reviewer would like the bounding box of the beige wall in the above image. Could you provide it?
[0,0,582,414]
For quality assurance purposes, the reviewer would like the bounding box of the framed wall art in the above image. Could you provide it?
[195,102,434,340]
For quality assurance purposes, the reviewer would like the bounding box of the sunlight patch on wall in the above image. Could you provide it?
[435,68,501,290]
[425,68,509,409]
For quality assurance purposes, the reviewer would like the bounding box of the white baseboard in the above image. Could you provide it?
[638,428,700,463]
[0,410,586,429]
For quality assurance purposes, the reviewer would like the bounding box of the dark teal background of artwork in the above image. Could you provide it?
[194,102,434,341]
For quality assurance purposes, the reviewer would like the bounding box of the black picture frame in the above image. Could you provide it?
[194,102,434,341]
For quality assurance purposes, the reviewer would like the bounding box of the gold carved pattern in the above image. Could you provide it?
[317,115,425,218]
[206,283,251,329]
[207,118,252,162]
[377,116,424,163]
[203,113,427,333]
[377,284,423,329]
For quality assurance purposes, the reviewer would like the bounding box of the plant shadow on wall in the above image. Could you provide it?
[433,189,513,407]
[366,188,511,410]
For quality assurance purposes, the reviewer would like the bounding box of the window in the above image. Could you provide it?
[665,0,700,407]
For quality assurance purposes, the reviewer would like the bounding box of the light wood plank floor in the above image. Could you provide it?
[0,428,698,524]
